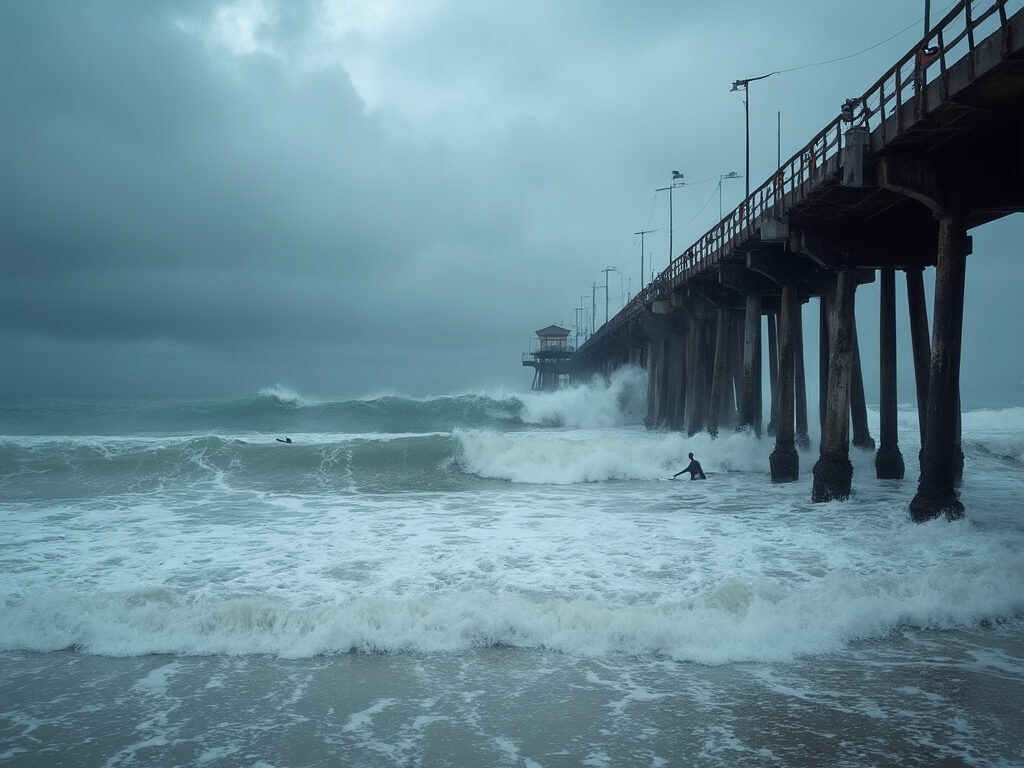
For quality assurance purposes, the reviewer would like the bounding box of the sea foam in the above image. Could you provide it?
[2,542,1021,663]
[516,367,648,428]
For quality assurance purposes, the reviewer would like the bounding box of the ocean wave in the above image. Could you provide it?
[0,392,526,437]
[0,433,464,499]
[3,556,1021,662]
[516,367,648,428]
[858,405,1024,462]
[453,426,772,484]
[1,374,655,437]
[256,383,315,407]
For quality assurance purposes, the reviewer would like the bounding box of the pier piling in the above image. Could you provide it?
[707,307,732,436]
[739,294,763,435]
[813,270,857,502]
[910,213,969,521]
[793,303,810,451]
[876,269,906,479]
[769,283,800,481]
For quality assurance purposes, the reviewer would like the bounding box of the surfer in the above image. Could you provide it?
[276,437,292,444]
[673,452,706,480]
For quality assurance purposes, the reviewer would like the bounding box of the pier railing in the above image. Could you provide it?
[583,0,1020,348]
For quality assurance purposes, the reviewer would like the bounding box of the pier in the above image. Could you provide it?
[571,0,1024,520]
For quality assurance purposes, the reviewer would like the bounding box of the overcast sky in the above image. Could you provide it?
[2,0,1021,402]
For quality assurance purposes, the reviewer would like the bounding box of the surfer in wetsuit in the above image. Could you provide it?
[673,452,706,480]
[276,437,292,444]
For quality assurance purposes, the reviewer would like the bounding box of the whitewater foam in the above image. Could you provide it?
[454,426,783,484]
[3,542,1021,663]
[3,391,1024,670]
[516,367,648,428]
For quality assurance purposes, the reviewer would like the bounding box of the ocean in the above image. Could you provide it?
[1,369,1022,767]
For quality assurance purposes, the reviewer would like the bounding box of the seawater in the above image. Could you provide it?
[1,370,1022,767]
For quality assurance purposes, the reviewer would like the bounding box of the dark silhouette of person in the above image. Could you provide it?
[276,437,292,444]
[673,452,706,480]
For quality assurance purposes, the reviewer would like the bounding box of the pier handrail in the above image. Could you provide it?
[579,0,1018,352]
[668,0,1013,285]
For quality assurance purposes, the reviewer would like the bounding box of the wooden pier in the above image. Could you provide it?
[572,0,1024,520]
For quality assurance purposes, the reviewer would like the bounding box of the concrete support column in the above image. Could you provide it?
[812,270,857,502]
[684,323,698,432]
[766,312,780,436]
[720,313,738,429]
[668,334,688,431]
[687,319,710,436]
[906,268,931,448]
[655,337,671,427]
[663,337,679,434]
[707,308,731,436]
[645,340,659,428]
[739,294,762,435]
[679,333,692,431]
[754,323,763,435]
[910,213,969,522]
[794,302,810,450]
[729,311,744,428]
[818,294,830,434]
[850,324,876,450]
[769,283,799,481]
[876,269,906,478]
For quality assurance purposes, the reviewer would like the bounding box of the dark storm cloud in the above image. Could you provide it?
[4,6,385,277]
[2,0,534,360]
[2,0,1021,399]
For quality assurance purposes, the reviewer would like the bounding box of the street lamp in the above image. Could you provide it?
[634,229,655,292]
[717,171,741,220]
[601,266,617,324]
[655,170,685,262]
[573,303,587,348]
[731,73,777,200]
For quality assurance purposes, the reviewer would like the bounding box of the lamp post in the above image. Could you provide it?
[731,73,777,200]
[634,229,655,292]
[717,172,741,219]
[601,267,617,324]
[654,170,685,263]
[574,304,586,348]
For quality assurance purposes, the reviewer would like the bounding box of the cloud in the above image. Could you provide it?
[2,0,1021,400]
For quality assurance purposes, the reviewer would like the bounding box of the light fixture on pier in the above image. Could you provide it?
[655,172,686,263]
[730,72,778,199]
[718,171,741,219]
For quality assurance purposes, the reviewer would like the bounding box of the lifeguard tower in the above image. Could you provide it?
[522,325,574,391]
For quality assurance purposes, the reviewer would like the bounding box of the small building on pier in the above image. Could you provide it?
[522,325,574,391]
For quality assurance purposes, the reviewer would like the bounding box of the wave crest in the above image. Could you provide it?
[4,560,1021,662]
[517,367,648,428]
[256,384,311,407]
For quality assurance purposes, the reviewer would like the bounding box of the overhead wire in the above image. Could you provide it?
[768,0,962,77]
[687,185,720,224]
[626,1,974,296]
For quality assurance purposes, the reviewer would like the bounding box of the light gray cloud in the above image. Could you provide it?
[2,0,1021,401]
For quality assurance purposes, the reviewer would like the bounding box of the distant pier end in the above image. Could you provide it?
[523,325,575,391]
